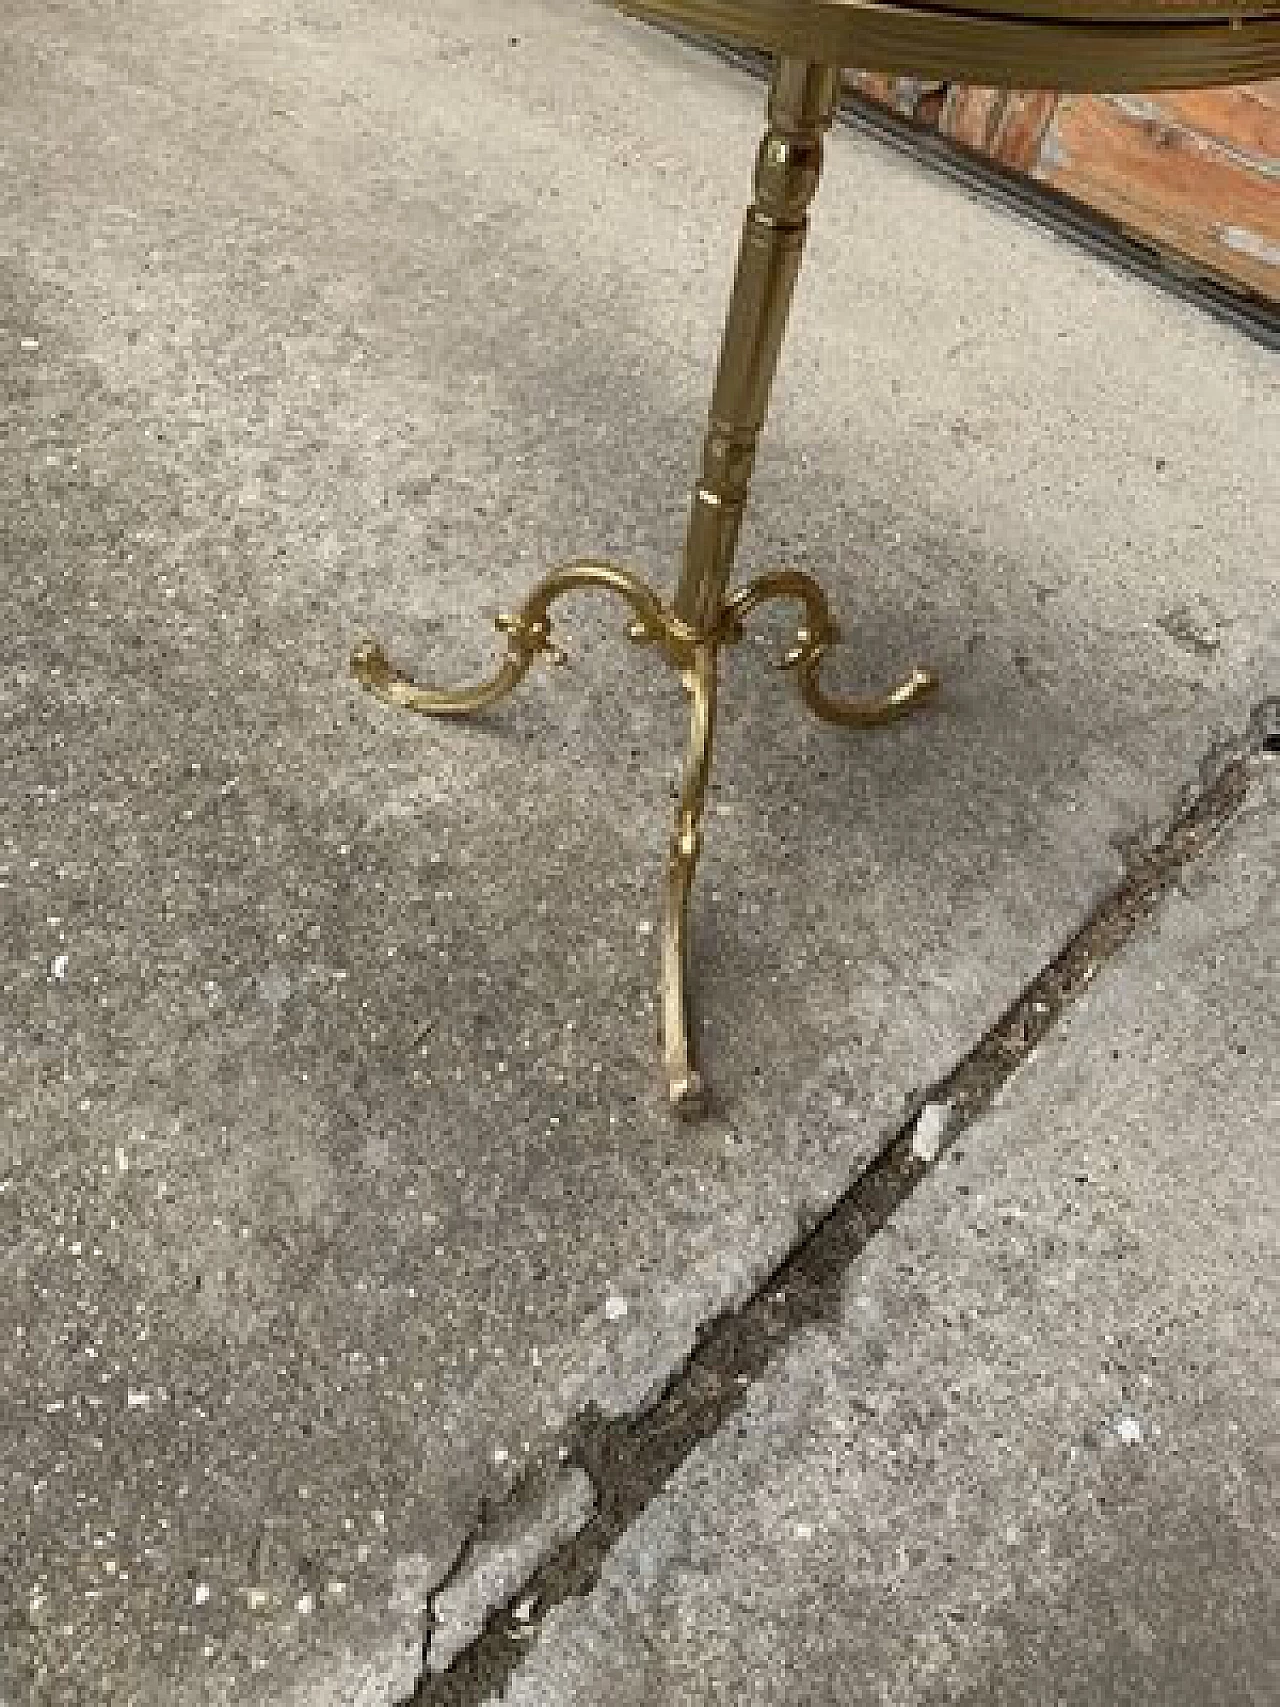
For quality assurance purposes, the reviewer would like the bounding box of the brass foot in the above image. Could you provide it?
[720,569,937,727]
[351,559,695,717]
[660,644,717,1118]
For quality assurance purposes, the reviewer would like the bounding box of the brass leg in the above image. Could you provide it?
[720,569,937,727]
[660,643,718,1116]
[351,559,695,716]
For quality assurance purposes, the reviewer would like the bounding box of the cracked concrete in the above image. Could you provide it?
[402,748,1262,1705]
[1,2,1277,1703]
[426,1468,594,1676]
[493,762,1280,1707]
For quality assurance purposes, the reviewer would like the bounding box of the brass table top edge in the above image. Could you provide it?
[616,0,1280,89]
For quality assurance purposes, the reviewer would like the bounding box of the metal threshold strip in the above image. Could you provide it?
[658,24,1280,350]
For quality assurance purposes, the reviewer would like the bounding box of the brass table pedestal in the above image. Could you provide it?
[354,0,1280,1109]
[354,62,933,1113]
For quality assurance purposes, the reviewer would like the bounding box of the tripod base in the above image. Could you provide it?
[352,562,935,1114]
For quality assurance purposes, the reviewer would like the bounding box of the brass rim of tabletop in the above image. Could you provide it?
[619,0,1280,89]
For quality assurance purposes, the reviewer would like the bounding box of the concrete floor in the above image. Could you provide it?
[1,2,1276,1704]
[500,768,1280,1707]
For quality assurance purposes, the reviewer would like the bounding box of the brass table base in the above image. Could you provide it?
[353,57,936,1113]
[353,566,934,1115]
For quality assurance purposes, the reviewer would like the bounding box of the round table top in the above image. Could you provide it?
[617,0,1280,89]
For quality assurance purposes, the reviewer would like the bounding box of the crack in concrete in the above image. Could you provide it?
[419,1520,490,1666]
[425,1470,596,1677]
[402,712,1272,1707]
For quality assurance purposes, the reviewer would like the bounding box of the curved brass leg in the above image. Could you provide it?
[720,569,937,727]
[660,642,718,1117]
[351,559,698,717]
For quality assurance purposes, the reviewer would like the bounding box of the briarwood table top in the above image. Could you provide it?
[615,0,1280,88]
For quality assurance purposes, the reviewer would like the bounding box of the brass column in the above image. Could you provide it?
[674,60,842,635]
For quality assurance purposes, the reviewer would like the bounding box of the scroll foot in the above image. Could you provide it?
[720,569,937,727]
[351,559,697,720]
